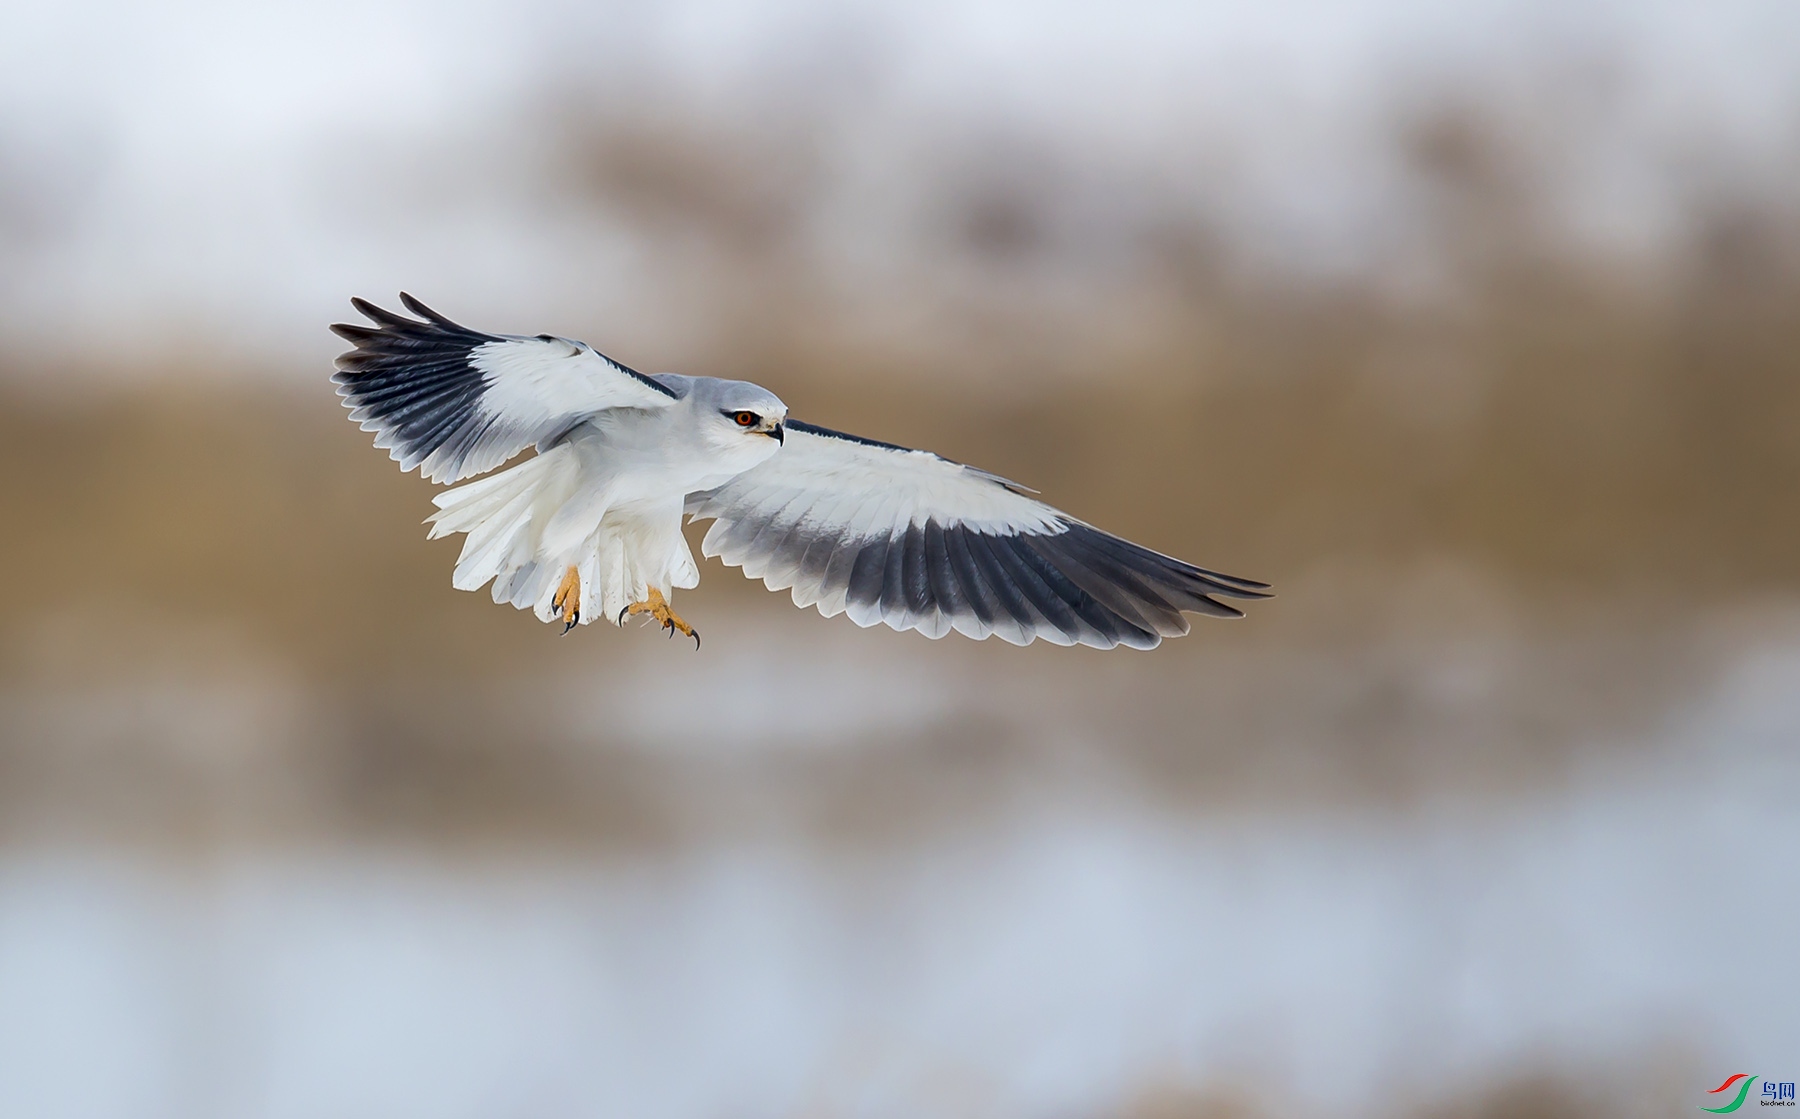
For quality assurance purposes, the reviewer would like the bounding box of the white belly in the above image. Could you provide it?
[427,413,715,627]
[567,493,699,623]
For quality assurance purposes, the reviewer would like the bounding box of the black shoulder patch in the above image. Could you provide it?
[786,419,922,455]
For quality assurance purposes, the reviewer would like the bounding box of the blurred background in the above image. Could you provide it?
[1,1,1797,1116]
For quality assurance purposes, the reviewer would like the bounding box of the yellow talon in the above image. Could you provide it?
[618,587,700,649]
[552,565,581,633]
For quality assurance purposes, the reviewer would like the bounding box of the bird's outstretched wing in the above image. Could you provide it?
[685,421,1269,649]
[332,294,677,483]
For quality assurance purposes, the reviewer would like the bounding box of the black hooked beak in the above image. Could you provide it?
[768,422,784,445]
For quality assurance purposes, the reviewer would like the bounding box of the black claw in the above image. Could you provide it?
[617,605,630,625]
[560,616,577,635]
[690,630,701,651]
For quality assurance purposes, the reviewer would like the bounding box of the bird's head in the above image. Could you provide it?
[696,379,788,463]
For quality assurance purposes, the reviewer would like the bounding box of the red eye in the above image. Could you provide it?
[734,411,757,427]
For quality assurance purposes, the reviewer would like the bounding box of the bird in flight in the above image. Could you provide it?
[332,295,1268,649]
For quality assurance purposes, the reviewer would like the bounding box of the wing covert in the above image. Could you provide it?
[686,421,1270,649]
[332,294,676,483]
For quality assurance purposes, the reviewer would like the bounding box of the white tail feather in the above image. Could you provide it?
[427,446,583,619]
[425,444,699,627]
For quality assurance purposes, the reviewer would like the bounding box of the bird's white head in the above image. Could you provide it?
[690,377,788,469]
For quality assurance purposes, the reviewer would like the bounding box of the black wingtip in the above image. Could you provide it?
[397,292,477,333]
[1195,596,1247,618]
[1204,571,1273,593]
[398,291,442,322]
[348,295,391,323]
[328,294,502,483]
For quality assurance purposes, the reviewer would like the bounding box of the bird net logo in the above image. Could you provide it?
[1703,1075,1797,1111]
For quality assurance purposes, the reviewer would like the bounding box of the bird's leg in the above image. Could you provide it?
[552,565,581,634]
[617,587,700,649]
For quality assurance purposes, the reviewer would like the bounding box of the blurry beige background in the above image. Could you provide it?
[1,1,1797,1117]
